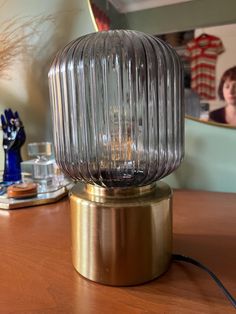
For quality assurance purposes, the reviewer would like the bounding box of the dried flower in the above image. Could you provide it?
[0,15,54,77]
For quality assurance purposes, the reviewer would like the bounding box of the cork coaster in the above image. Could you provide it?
[7,182,38,199]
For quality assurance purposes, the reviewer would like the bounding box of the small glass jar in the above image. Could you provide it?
[27,142,54,182]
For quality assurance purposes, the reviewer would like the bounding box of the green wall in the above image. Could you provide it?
[113,0,236,34]
[163,118,236,193]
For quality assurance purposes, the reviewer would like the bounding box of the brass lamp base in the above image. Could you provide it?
[70,181,172,286]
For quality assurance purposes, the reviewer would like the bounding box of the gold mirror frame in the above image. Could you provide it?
[186,115,236,129]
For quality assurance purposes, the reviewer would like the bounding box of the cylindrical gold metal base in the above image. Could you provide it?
[70,181,172,286]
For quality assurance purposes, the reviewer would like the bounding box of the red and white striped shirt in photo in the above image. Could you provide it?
[185,34,224,100]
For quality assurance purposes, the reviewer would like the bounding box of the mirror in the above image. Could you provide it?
[155,24,236,128]
[93,0,236,128]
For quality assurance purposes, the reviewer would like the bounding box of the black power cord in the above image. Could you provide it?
[172,254,236,309]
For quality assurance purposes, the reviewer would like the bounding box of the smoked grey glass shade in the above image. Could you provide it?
[48,30,184,188]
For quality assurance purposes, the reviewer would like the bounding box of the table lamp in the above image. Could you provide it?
[48,30,184,286]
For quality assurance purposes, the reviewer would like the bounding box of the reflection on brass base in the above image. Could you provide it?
[70,181,172,286]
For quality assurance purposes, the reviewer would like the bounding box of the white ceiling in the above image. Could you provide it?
[108,0,193,13]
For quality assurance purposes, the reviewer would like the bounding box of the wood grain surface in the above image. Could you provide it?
[0,189,235,313]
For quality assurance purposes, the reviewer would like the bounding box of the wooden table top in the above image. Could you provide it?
[0,189,235,313]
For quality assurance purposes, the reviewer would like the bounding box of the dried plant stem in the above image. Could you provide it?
[0,15,54,77]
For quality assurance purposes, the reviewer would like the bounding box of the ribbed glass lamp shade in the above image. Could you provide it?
[48,30,184,188]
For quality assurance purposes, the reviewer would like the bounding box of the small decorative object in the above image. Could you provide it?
[7,182,37,198]
[49,30,184,286]
[21,141,67,192]
[1,109,26,182]
[27,142,54,183]
[0,119,73,209]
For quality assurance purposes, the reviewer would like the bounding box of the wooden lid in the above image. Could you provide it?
[7,183,38,199]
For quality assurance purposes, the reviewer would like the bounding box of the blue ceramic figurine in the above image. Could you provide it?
[1,109,26,182]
